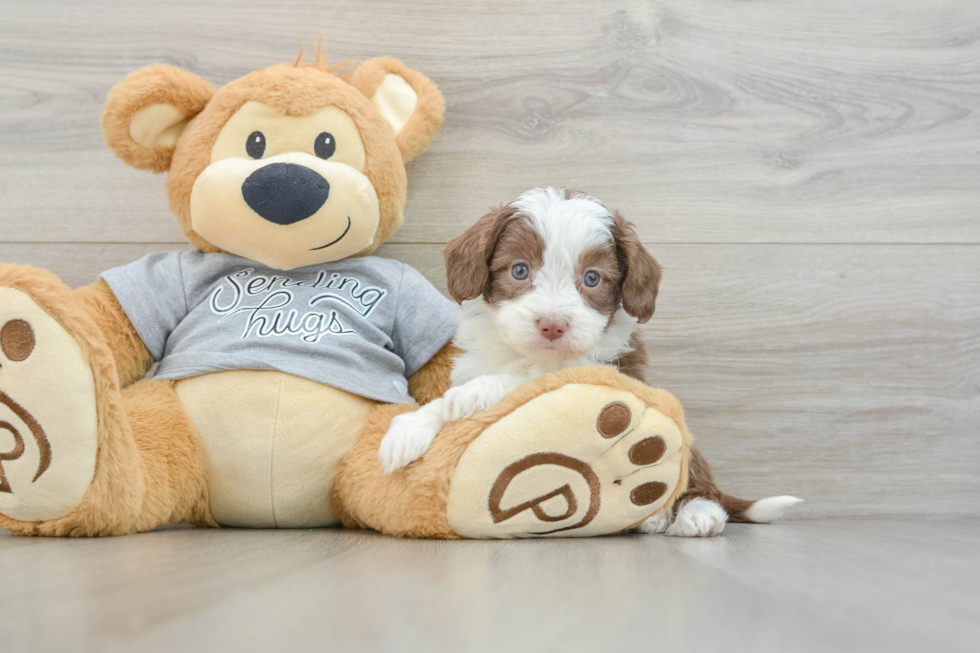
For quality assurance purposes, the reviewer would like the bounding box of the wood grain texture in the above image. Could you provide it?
[1,0,979,243]
[1,519,978,652]
[1,241,976,518]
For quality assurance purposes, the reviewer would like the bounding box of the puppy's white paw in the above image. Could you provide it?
[666,498,727,538]
[378,411,442,474]
[443,376,510,422]
[637,507,672,534]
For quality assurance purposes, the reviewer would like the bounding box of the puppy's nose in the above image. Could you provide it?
[242,163,330,225]
[537,317,568,341]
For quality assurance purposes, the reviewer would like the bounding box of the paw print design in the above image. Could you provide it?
[446,383,688,538]
[0,285,98,523]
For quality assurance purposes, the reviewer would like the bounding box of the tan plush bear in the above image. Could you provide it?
[0,54,691,538]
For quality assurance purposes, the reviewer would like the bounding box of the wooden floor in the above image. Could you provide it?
[1,518,978,652]
[0,0,978,650]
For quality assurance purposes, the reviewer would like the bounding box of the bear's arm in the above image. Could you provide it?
[74,279,155,388]
[406,341,460,405]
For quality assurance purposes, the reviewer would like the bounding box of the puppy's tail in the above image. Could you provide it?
[720,494,803,524]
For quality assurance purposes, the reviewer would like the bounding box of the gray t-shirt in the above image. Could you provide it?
[102,252,457,404]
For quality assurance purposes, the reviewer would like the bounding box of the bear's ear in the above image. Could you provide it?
[101,64,215,173]
[351,57,445,163]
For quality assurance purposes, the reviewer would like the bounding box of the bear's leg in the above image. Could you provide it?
[0,264,211,536]
[334,366,692,539]
[115,379,214,534]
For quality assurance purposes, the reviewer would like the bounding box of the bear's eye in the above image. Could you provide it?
[511,264,530,281]
[246,131,266,159]
[583,270,601,287]
[314,132,336,160]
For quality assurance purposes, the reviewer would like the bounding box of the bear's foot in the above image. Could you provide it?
[0,265,107,530]
[446,375,689,538]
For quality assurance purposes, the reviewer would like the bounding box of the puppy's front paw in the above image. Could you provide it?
[443,377,510,422]
[378,411,442,474]
[666,498,727,537]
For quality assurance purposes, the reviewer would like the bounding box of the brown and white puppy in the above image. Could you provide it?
[378,187,801,536]
[446,186,658,380]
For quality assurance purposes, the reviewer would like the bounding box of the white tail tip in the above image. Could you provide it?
[745,496,804,523]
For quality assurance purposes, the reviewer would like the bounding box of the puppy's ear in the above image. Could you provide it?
[444,206,515,304]
[102,64,215,173]
[351,57,445,163]
[612,213,662,324]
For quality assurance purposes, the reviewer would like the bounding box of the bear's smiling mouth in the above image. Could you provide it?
[310,216,352,251]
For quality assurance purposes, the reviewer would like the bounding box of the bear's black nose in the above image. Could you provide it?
[242,163,330,225]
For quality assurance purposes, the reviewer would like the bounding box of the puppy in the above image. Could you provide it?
[378,187,801,536]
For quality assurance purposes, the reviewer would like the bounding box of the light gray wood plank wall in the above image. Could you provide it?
[0,0,977,518]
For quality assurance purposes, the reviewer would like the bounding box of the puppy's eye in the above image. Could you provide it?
[511,264,530,281]
[583,270,601,287]
[246,131,266,159]
[314,132,336,159]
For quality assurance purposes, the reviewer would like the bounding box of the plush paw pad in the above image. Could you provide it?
[446,384,687,538]
[0,286,98,522]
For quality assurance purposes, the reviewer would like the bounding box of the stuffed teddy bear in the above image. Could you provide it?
[0,53,691,538]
